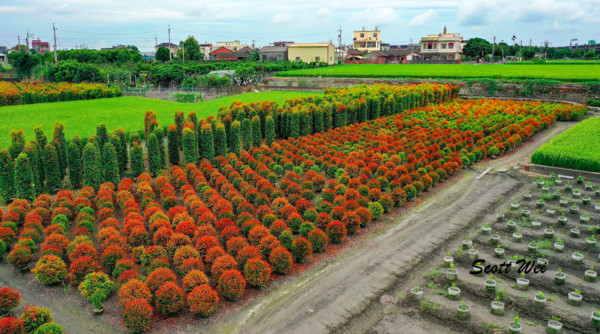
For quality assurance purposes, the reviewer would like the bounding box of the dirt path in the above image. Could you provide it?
[204,120,579,334]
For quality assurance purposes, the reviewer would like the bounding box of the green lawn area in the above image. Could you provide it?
[531,118,600,173]
[276,64,600,81]
[0,90,321,147]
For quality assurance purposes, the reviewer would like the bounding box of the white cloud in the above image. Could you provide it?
[272,12,292,24]
[409,9,437,27]
[316,8,331,18]
[351,7,398,26]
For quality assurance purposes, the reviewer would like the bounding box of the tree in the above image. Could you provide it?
[241,118,252,151]
[23,142,42,194]
[0,150,15,201]
[463,37,492,59]
[52,123,68,178]
[230,121,241,155]
[147,133,161,176]
[43,144,62,192]
[251,116,261,148]
[67,142,82,189]
[522,48,536,60]
[82,143,102,190]
[182,128,197,165]
[9,129,25,160]
[200,123,214,161]
[102,143,120,186]
[167,125,179,166]
[265,116,275,147]
[96,124,108,149]
[214,122,227,157]
[114,129,128,173]
[130,142,145,177]
[14,153,35,201]
[180,36,202,61]
[175,111,184,150]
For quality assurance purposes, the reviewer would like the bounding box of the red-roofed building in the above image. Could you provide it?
[32,39,50,53]
[210,47,233,60]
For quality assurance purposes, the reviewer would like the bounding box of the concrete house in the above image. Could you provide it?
[288,43,336,65]
[259,46,288,62]
[419,27,464,60]
[353,27,381,52]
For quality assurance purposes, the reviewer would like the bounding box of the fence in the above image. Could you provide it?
[122,86,246,102]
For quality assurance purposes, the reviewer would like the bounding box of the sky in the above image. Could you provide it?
[1,0,599,52]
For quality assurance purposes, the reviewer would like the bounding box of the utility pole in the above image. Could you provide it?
[26,30,32,54]
[337,26,342,49]
[529,39,532,47]
[182,42,185,62]
[168,25,172,60]
[491,36,495,64]
[155,35,158,50]
[520,40,523,61]
[17,34,21,51]
[53,23,58,63]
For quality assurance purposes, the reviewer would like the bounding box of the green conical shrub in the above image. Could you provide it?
[200,123,215,161]
[0,150,15,201]
[175,111,184,150]
[9,129,25,160]
[14,153,35,201]
[265,116,275,147]
[214,122,227,157]
[147,133,161,177]
[82,143,102,190]
[289,111,300,139]
[24,142,42,194]
[230,121,241,155]
[154,127,166,168]
[43,143,62,192]
[96,124,108,149]
[167,125,179,166]
[182,127,198,165]
[130,142,145,178]
[67,142,82,189]
[251,116,261,148]
[114,129,128,173]
[102,143,120,186]
[52,122,68,178]
[241,118,252,151]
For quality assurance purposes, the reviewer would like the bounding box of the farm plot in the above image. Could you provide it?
[399,172,600,333]
[532,118,600,173]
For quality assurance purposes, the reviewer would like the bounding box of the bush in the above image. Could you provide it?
[154,282,184,315]
[102,143,120,186]
[122,299,152,333]
[20,305,52,333]
[211,254,238,279]
[200,123,215,161]
[130,142,145,178]
[269,247,293,275]
[368,202,384,220]
[307,229,328,253]
[171,92,203,103]
[79,272,114,310]
[182,128,197,165]
[182,270,209,293]
[0,316,24,334]
[325,220,346,244]
[101,245,126,272]
[118,279,150,308]
[67,256,100,285]
[145,268,177,294]
[218,269,246,301]
[8,245,32,269]
[0,287,20,315]
[243,258,271,289]
[230,120,241,155]
[265,116,275,147]
[187,285,218,317]
[14,153,35,201]
[32,255,67,285]
[33,322,64,334]
[290,237,312,263]
[42,144,61,192]
[167,125,179,166]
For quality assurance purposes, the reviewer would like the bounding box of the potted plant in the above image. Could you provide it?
[555,175,563,185]
[491,296,504,316]
[516,272,529,291]
[533,291,546,307]
[531,217,542,229]
[577,175,584,185]
[510,256,521,270]
[585,181,593,190]
[585,266,597,282]
[568,289,582,306]
[554,268,567,285]
[468,246,479,261]
[521,207,530,217]
[591,309,600,327]
[537,198,546,208]
[570,204,580,214]
[457,301,471,320]
[570,227,581,238]
[447,283,460,300]
[410,286,423,301]
[485,274,497,293]
[523,191,533,200]
[79,272,114,315]
[497,212,505,222]
[546,205,556,216]
[482,222,491,234]
[528,240,538,253]
[537,257,548,268]
[462,237,472,250]
[472,261,484,276]
[553,190,561,200]
[558,214,567,225]
[490,232,500,244]
[572,251,584,264]
[595,202,600,211]
[508,316,522,334]
[586,235,596,249]
[544,226,555,239]
[537,178,545,188]
[511,200,520,209]
[573,188,582,198]
[554,238,564,252]
[565,181,572,191]
[559,197,569,207]
[583,195,591,205]
[580,213,590,223]
[443,252,453,267]
[507,219,517,231]
[547,316,562,333]
[447,264,458,282]
[512,229,523,242]
[494,245,505,258]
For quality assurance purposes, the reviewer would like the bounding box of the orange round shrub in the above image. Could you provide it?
[118,279,151,308]
[235,246,261,271]
[32,254,67,285]
[145,268,177,294]
[67,256,100,285]
[326,220,346,244]
[269,247,293,275]
[173,245,200,269]
[258,235,281,259]
[101,245,126,272]
[68,243,98,262]
[118,269,139,284]
[211,255,238,279]
[291,237,312,264]
[0,287,20,315]
[247,225,270,246]
[0,316,24,333]
[122,299,152,333]
[218,269,246,301]
[182,270,209,293]
[187,285,218,317]
[154,282,184,314]
[308,229,328,253]
[226,237,249,257]
[244,258,271,289]
[179,258,205,275]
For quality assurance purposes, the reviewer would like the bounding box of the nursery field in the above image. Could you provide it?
[0,82,590,333]
[0,91,320,147]
[275,64,600,82]
[531,118,600,173]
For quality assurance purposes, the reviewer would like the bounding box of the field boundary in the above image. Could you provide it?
[527,163,600,182]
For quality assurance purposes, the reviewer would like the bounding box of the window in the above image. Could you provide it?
[427,42,433,49]
[448,43,454,49]
[360,33,364,38]
[423,43,426,49]
[315,56,320,61]
[296,57,301,61]
[262,55,267,61]
[374,33,378,38]
[441,43,447,49]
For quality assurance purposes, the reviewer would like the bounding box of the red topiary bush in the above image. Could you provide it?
[118,279,152,308]
[0,227,16,245]
[32,255,67,285]
[307,229,328,253]
[123,299,152,333]
[187,285,218,317]
[204,246,226,272]
[7,245,32,270]
[226,237,249,258]
[211,255,238,279]
[173,245,200,269]
[290,237,312,263]
[154,282,184,315]
[118,269,139,283]
[342,211,361,236]
[179,258,205,275]
[101,245,126,272]
[218,269,246,301]
[113,258,136,279]
[244,258,271,289]
[269,219,288,237]
[258,235,281,259]
[195,236,219,258]
[269,247,293,275]
[145,268,177,294]
[67,256,100,285]
[68,243,98,262]
[19,305,52,333]
[247,225,270,246]
[182,270,209,293]
[0,316,24,334]
[326,220,347,244]
[235,246,261,271]
[0,287,20,315]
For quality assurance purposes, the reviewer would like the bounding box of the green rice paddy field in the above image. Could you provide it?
[0,90,320,147]
[276,64,600,81]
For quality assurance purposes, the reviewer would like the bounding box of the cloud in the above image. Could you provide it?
[409,9,437,27]
[316,8,331,18]
[351,7,398,26]
[272,12,292,24]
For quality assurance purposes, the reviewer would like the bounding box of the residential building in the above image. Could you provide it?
[141,52,155,60]
[0,46,7,53]
[419,27,464,60]
[353,27,381,52]
[288,43,336,65]
[101,44,135,51]
[345,48,363,61]
[199,43,213,60]
[211,47,234,60]
[259,46,288,62]
[216,40,251,51]
[216,47,255,61]
[0,53,6,63]
[31,39,50,53]
[272,41,294,47]
[155,42,178,55]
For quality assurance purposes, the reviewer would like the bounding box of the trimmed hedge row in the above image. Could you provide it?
[0,82,123,106]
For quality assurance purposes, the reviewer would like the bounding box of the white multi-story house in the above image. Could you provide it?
[419,27,464,60]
